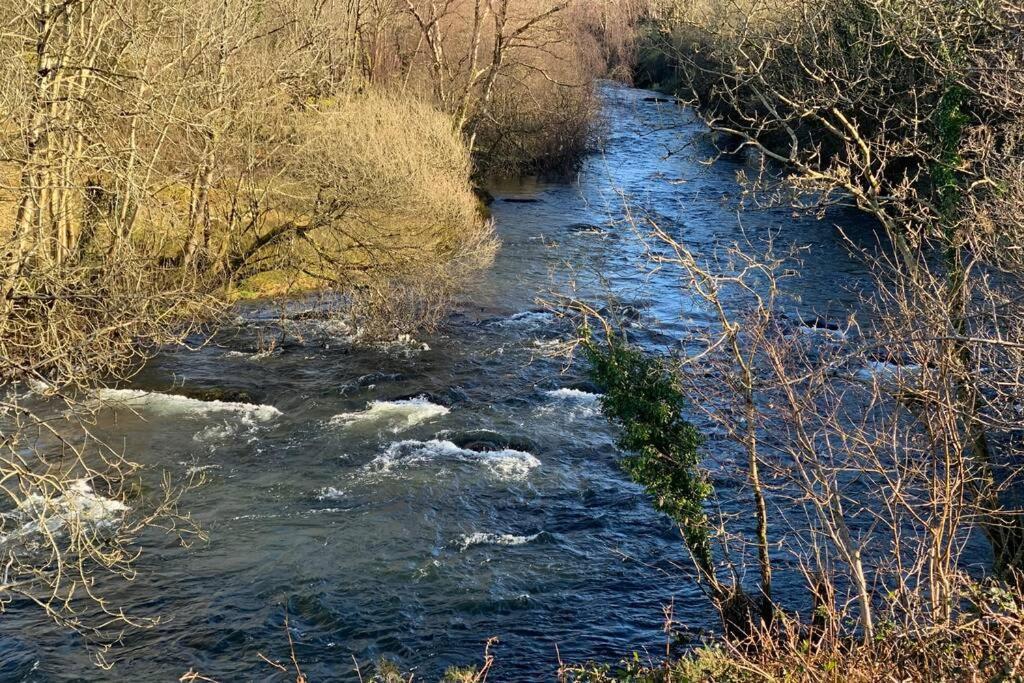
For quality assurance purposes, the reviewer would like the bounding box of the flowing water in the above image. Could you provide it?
[2,83,878,681]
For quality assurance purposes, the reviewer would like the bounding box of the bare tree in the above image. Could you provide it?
[559,0,1024,672]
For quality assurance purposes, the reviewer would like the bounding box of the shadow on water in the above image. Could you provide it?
[3,82,879,681]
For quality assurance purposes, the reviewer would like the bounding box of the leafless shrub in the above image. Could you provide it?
[383,0,643,175]
[222,90,497,317]
[561,206,1024,676]
[0,388,205,666]
[561,581,1024,680]
[555,3,1024,660]
[650,0,1024,580]
[0,0,496,665]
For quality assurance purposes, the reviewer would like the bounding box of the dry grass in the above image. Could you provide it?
[227,90,497,325]
[563,592,1024,681]
[295,91,484,240]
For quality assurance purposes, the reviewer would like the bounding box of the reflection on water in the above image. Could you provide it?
[2,83,875,681]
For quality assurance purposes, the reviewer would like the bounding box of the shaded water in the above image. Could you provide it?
[2,83,876,681]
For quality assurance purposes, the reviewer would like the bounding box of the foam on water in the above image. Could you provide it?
[540,388,602,418]
[853,361,923,384]
[193,422,239,442]
[493,310,557,328]
[331,397,449,432]
[532,338,565,351]
[317,486,346,500]
[368,439,541,482]
[226,347,283,361]
[366,334,431,355]
[458,531,541,550]
[795,325,847,341]
[180,462,222,477]
[1,480,129,548]
[95,388,282,422]
[544,388,601,402]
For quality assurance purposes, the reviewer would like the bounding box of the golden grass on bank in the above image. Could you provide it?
[230,91,496,312]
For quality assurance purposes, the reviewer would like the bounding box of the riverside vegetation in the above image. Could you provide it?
[3,0,1024,680]
[569,0,1024,680]
[0,0,639,667]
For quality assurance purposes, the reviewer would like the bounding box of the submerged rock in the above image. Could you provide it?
[286,309,335,321]
[352,372,406,388]
[445,430,540,455]
[563,379,603,395]
[167,386,261,405]
[780,313,851,344]
[500,197,541,204]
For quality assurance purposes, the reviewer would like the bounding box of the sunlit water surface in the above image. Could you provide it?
[3,83,879,681]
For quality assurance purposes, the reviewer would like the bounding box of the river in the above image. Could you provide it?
[2,82,877,681]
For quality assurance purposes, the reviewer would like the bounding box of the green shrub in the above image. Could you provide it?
[583,334,712,575]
